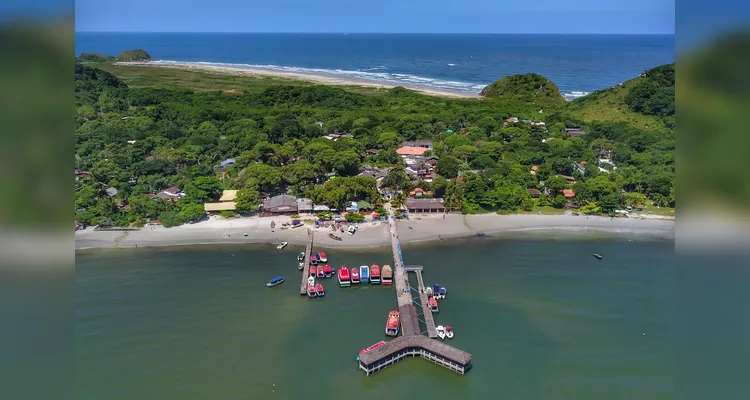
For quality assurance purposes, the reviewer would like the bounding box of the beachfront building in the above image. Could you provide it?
[406,198,445,213]
[263,194,298,215]
[297,198,313,214]
[204,189,239,213]
[401,140,433,150]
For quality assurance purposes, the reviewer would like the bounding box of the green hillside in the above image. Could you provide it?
[117,49,152,62]
[480,73,565,104]
[568,63,675,129]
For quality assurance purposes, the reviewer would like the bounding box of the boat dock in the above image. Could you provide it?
[364,205,471,375]
[299,229,314,295]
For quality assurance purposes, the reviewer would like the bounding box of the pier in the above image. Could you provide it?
[299,229,314,295]
[363,204,471,375]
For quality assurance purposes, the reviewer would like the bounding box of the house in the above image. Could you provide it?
[526,188,542,197]
[219,190,238,202]
[574,161,588,175]
[396,146,429,156]
[401,140,433,150]
[562,189,576,198]
[505,117,519,124]
[155,186,184,200]
[341,134,354,139]
[366,149,380,156]
[219,158,236,168]
[559,175,576,183]
[296,198,313,214]
[542,137,557,143]
[204,202,237,212]
[313,204,330,212]
[263,194,298,214]
[565,128,584,137]
[425,158,438,168]
[409,188,433,198]
[406,198,445,213]
[356,200,372,211]
[75,170,91,180]
[530,165,540,176]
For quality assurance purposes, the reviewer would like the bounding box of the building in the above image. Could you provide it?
[396,146,429,156]
[565,128,585,137]
[401,140,433,150]
[526,188,542,197]
[219,158,236,168]
[296,198,313,214]
[406,198,445,213]
[409,188,433,198]
[366,149,380,156]
[204,202,237,212]
[263,194,298,214]
[562,189,576,198]
[559,175,576,183]
[104,187,118,197]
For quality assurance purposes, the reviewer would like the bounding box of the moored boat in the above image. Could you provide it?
[432,284,440,294]
[445,325,454,339]
[381,265,393,285]
[315,283,325,297]
[370,265,380,284]
[425,286,433,295]
[297,252,304,261]
[323,265,332,278]
[438,287,447,299]
[351,267,360,284]
[318,252,328,263]
[309,265,317,277]
[307,284,317,298]
[308,275,315,286]
[277,241,288,250]
[310,254,319,265]
[338,266,351,287]
[298,262,304,271]
[316,265,325,279]
[357,340,386,361]
[436,325,446,340]
[360,265,369,283]
[385,310,400,336]
[266,276,284,287]
[330,266,337,275]
[429,296,439,313]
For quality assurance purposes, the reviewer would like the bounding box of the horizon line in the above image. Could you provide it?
[75,31,675,35]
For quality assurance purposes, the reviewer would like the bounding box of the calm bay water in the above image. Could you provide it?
[76,238,674,399]
[74,33,674,98]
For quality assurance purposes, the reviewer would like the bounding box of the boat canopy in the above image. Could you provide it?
[270,276,284,283]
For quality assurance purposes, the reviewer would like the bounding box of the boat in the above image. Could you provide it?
[351,267,360,284]
[297,252,304,261]
[318,252,327,262]
[307,284,317,298]
[310,254,319,266]
[298,262,304,271]
[438,234,444,240]
[370,265,380,284]
[357,340,386,361]
[429,296,439,312]
[593,253,603,259]
[436,325,446,340]
[330,266,337,275]
[266,276,284,287]
[277,241,288,250]
[360,265,369,283]
[308,275,315,286]
[270,221,276,229]
[445,325,454,339]
[438,287,447,299]
[385,310,400,336]
[323,265,332,278]
[328,233,342,241]
[425,286,433,295]
[310,265,317,277]
[316,265,325,279]
[381,265,393,285]
[432,284,440,295]
[315,283,325,297]
[338,266,351,287]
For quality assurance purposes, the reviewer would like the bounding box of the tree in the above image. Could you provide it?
[580,201,601,215]
[444,180,463,212]
[551,194,566,208]
[381,167,412,193]
[436,156,461,179]
[546,175,569,192]
[597,193,622,212]
[178,203,206,223]
[235,188,261,213]
[345,213,365,223]
[238,163,281,193]
[183,176,222,203]
[391,191,407,210]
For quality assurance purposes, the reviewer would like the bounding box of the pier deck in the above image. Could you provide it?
[358,335,472,376]
[299,229,313,295]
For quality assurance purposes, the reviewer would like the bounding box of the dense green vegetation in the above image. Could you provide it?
[624,63,675,117]
[78,52,116,63]
[480,73,565,104]
[74,58,675,227]
[117,49,151,62]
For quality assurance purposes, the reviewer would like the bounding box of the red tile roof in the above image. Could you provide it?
[562,189,576,198]
[396,146,429,156]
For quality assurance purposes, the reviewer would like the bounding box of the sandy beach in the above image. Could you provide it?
[75,213,675,251]
[116,61,481,99]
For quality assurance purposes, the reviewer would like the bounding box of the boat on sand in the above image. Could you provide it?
[277,242,288,250]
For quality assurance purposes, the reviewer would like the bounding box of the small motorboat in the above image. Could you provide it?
[445,325,454,339]
[307,284,317,298]
[308,274,315,285]
[425,286,433,295]
[315,283,325,297]
[385,310,400,336]
[436,325,446,340]
[360,265,369,284]
[309,266,317,277]
[323,265,332,278]
[593,253,603,259]
[381,265,393,285]
[277,241,288,250]
[370,265,380,284]
[310,254,319,266]
[330,266,337,275]
[297,252,304,261]
[351,267,360,284]
[438,287,447,299]
[338,265,351,287]
[329,233,342,241]
[266,276,284,287]
[316,265,325,279]
[357,340,386,361]
[438,234,444,240]
[318,252,328,263]
[432,284,440,294]
[429,297,439,313]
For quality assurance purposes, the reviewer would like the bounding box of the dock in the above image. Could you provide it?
[365,205,471,375]
[299,229,314,295]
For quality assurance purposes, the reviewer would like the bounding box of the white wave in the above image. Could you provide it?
[563,91,591,101]
[448,63,456,66]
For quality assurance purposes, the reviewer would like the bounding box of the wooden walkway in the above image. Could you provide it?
[299,229,314,295]
[408,266,437,338]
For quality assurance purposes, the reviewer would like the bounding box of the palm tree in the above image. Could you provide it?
[391,191,407,210]
[444,180,463,212]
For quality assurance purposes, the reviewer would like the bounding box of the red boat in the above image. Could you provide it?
[359,341,386,355]
[338,265,351,287]
[307,284,317,298]
[323,265,333,278]
[370,265,380,284]
[429,297,439,313]
[309,265,317,277]
[315,283,325,297]
[351,267,360,284]
[385,310,400,336]
[316,265,325,279]
[317,252,328,263]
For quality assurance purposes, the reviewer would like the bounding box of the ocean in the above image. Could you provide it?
[74,33,674,98]
[76,238,675,399]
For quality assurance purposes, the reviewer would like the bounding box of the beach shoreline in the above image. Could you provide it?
[75,213,675,251]
[115,61,481,99]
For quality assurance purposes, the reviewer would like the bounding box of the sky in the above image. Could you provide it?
[75,0,675,34]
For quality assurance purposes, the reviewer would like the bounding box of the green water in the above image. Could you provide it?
[76,238,674,399]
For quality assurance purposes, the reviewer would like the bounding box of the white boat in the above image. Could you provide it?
[307,275,315,286]
[298,262,304,271]
[436,325,446,340]
[347,226,356,235]
[425,286,433,295]
[277,242,288,250]
[445,325,454,339]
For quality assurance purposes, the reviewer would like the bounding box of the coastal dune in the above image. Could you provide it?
[75,214,674,250]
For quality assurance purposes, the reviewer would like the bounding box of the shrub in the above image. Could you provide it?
[345,213,365,223]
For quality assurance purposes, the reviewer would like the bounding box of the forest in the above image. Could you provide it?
[74,60,675,228]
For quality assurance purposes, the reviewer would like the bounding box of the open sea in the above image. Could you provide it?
[76,237,676,399]
[74,33,674,98]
